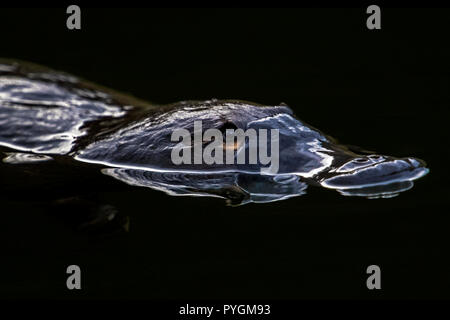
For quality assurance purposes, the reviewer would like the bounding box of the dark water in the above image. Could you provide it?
[0,8,449,300]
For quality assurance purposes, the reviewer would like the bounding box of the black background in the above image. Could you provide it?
[0,7,449,303]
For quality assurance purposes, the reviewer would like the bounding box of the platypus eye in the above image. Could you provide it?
[218,121,238,134]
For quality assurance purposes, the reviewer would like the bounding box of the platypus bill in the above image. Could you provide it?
[0,60,429,206]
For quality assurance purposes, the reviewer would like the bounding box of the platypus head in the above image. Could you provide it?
[0,61,430,205]
[76,99,429,203]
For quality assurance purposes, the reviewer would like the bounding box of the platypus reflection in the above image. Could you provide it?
[0,60,429,206]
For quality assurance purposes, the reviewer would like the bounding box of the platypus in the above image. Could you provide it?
[0,60,429,206]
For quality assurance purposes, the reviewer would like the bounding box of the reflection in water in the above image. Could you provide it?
[0,60,430,206]
[102,169,308,206]
[102,165,426,205]
[335,181,414,199]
